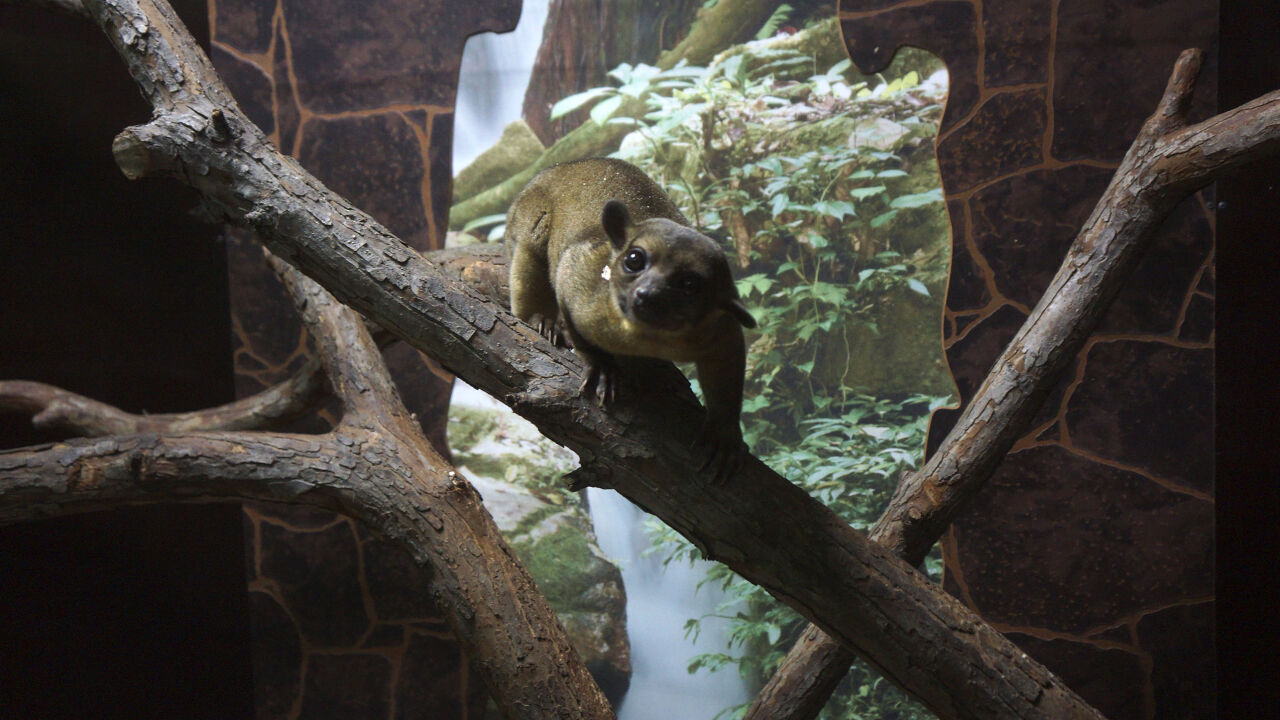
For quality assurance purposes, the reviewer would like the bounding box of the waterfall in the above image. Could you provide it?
[449,371,751,718]
[452,11,750,715]
[587,488,751,719]
[451,0,551,171]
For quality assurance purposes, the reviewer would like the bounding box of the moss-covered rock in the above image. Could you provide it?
[447,400,630,704]
[451,120,545,204]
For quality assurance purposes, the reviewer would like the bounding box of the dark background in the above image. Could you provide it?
[1216,1,1280,717]
[0,2,251,718]
[0,1,1274,718]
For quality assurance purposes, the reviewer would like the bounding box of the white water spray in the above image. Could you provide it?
[586,488,750,719]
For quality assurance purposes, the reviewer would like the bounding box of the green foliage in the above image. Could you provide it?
[550,35,952,720]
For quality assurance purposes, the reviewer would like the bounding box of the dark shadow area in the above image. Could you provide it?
[1217,2,1280,717]
[0,3,253,718]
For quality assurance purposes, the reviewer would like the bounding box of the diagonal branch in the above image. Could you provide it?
[745,48,1279,720]
[263,250,403,427]
[24,1,1275,719]
[23,0,1126,718]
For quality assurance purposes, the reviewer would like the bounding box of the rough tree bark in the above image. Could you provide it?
[0,244,616,720]
[744,48,1280,720]
[2,1,1276,719]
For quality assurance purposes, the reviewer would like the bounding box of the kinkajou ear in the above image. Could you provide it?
[602,200,630,250]
[727,298,757,329]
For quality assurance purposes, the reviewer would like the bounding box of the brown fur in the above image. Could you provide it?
[506,157,755,479]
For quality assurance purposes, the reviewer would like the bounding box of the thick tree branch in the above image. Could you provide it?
[1,254,615,719]
[8,0,1122,717]
[0,359,327,437]
[745,48,1279,720]
[0,427,609,720]
[266,249,617,717]
[872,51,1245,563]
[20,1,1272,718]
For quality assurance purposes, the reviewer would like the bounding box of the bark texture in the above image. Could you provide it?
[8,0,1278,717]
[65,1,1106,717]
[744,49,1278,720]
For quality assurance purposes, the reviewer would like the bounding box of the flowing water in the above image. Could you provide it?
[452,0,551,171]
[452,11,750,714]
[586,488,750,719]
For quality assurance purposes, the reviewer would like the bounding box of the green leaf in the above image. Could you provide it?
[876,169,909,178]
[757,156,784,175]
[656,64,708,80]
[607,62,635,84]
[890,188,944,208]
[850,185,887,200]
[770,193,790,218]
[589,95,624,125]
[871,209,899,228]
[549,87,612,120]
[813,199,856,220]
[619,80,650,98]
[907,278,930,297]
[719,54,744,84]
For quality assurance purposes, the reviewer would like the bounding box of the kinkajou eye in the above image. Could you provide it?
[622,248,647,273]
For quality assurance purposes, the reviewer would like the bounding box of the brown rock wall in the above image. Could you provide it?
[840,1,1215,716]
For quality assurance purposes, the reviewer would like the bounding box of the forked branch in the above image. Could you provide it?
[745,48,1279,720]
[8,0,1276,717]
[0,237,615,719]
[0,357,327,437]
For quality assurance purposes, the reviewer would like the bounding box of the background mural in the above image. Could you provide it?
[210,0,1216,717]
[0,0,1233,718]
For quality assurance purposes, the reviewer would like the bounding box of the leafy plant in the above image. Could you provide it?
[549,24,953,720]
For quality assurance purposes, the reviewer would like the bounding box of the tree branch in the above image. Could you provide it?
[13,0,1121,717]
[0,358,327,437]
[0,426,608,720]
[745,48,1279,720]
[21,1,1273,718]
[1,255,615,719]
